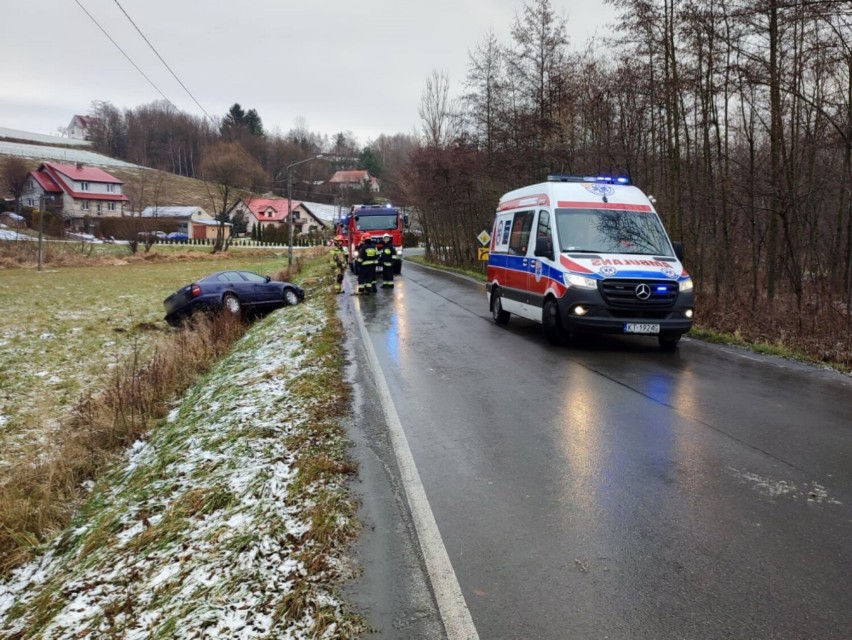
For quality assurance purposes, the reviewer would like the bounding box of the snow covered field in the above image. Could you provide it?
[0,139,142,168]
[0,127,91,147]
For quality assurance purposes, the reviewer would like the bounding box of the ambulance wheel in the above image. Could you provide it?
[491,288,510,325]
[542,299,566,345]
[658,333,681,351]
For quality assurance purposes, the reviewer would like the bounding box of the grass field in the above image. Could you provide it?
[0,252,292,474]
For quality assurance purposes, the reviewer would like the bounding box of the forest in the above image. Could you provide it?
[405,0,851,367]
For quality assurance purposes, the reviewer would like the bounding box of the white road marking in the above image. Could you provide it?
[354,300,480,640]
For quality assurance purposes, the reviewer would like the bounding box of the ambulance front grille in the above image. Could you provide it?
[598,279,678,308]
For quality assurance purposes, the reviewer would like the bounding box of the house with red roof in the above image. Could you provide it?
[327,170,380,193]
[21,162,129,231]
[230,197,328,237]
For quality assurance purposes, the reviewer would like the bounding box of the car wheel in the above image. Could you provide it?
[542,299,565,345]
[283,288,300,306]
[491,288,510,325]
[222,293,241,316]
[658,333,681,351]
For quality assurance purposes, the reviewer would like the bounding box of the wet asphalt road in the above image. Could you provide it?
[341,260,852,640]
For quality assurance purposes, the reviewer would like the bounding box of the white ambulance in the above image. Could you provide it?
[486,175,694,349]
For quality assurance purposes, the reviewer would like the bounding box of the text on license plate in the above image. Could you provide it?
[624,323,660,334]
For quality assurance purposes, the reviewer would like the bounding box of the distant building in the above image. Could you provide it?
[328,170,380,193]
[139,205,217,239]
[21,162,128,231]
[67,115,99,141]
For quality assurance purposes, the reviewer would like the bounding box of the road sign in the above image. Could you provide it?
[478,247,490,261]
[477,230,491,246]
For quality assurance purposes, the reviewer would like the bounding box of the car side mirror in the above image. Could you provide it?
[672,241,684,262]
[534,236,554,261]
[265,275,271,282]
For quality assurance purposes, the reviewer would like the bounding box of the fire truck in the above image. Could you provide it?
[341,204,408,274]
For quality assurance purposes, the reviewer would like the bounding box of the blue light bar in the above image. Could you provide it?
[547,174,631,185]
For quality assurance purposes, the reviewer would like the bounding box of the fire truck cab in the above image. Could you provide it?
[345,204,407,274]
[486,175,694,349]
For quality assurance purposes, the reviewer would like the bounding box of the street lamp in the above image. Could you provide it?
[285,154,324,265]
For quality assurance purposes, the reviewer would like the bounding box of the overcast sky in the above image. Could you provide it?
[2,0,617,146]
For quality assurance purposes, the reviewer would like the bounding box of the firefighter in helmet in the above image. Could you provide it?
[330,235,347,294]
[380,233,397,289]
[356,236,379,295]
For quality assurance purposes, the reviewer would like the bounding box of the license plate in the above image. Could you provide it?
[624,323,660,334]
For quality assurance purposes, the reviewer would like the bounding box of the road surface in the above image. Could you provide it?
[341,260,852,640]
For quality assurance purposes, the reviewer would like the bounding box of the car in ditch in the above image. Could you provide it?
[163,270,304,327]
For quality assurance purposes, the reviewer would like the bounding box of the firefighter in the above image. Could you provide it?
[330,235,347,294]
[356,236,379,295]
[380,233,397,289]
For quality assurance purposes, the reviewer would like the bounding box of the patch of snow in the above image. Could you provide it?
[729,467,843,505]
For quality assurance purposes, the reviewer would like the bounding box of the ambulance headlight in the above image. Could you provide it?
[567,274,598,289]
[679,278,694,293]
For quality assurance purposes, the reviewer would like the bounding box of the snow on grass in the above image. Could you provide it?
[0,288,365,638]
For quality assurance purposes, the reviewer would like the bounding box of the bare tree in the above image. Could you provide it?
[200,141,269,253]
[419,70,461,148]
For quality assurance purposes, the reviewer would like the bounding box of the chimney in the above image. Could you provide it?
[76,163,84,170]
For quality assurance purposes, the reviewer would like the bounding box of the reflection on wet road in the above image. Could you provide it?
[357,261,852,640]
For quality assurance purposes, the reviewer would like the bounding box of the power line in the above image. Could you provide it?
[112,0,217,124]
[73,0,177,109]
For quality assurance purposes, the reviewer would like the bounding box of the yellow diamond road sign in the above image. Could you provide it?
[477,230,491,246]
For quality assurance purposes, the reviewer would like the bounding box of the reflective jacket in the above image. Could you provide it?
[330,246,347,270]
[381,244,397,266]
[357,243,378,265]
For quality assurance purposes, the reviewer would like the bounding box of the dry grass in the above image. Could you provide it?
[0,248,316,576]
[697,292,852,371]
[0,312,246,573]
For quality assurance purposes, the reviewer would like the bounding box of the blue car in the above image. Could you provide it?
[164,270,304,327]
[167,232,189,243]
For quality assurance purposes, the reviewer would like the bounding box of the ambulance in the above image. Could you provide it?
[486,175,694,349]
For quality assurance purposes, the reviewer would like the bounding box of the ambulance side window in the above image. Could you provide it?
[536,210,552,240]
[509,211,534,255]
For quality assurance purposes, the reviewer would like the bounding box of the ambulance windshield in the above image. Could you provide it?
[555,208,672,255]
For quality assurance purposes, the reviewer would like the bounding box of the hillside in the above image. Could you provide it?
[0,139,232,212]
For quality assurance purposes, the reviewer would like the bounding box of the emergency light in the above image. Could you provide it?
[547,174,631,185]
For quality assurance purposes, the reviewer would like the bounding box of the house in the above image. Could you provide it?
[327,170,380,193]
[291,202,332,236]
[229,197,298,236]
[20,162,128,231]
[293,201,341,230]
[67,115,99,141]
[139,205,217,240]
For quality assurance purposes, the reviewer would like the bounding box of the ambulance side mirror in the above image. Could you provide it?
[672,241,684,262]
[534,236,554,261]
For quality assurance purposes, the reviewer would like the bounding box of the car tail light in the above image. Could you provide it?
[190,284,202,298]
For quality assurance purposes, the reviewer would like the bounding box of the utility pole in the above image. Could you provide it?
[37,194,45,272]
[287,170,294,266]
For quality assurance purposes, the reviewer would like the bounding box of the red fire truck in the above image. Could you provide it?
[341,204,407,274]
